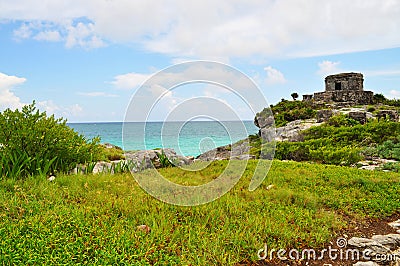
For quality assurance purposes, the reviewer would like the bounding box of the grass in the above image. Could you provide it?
[0,160,399,265]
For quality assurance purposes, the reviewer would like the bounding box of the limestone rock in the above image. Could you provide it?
[125,148,190,170]
[101,143,123,150]
[348,237,392,256]
[254,110,274,128]
[93,161,113,174]
[196,140,252,161]
[353,262,380,266]
[136,224,151,233]
[389,220,400,231]
[353,261,379,266]
[348,111,367,124]
[371,234,400,250]
[377,110,399,122]
[317,109,338,122]
[273,120,320,142]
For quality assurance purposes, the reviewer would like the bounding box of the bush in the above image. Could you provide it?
[100,146,125,161]
[326,114,359,127]
[256,101,318,128]
[363,139,400,160]
[273,119,400,166]
[0,102,101,179]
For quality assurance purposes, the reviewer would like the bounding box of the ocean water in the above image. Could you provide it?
[68,121,259,157]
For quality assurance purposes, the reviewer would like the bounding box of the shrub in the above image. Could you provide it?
[363,139,400,161]
[326,114,359,127]
[100,146,125,161]
[0,102,101,179]
[256,101,323,128]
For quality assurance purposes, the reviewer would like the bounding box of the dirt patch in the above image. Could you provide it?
[238,212,400,266]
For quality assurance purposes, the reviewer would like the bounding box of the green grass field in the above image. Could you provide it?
[1,160,399,265]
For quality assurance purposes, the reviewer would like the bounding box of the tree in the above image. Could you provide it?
[291,92,299,101]
[373,93,386,104]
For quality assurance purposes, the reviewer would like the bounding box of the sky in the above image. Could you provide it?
[1,0,400,122]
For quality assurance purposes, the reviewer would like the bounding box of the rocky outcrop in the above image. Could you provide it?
[75,148,193,174]
[349,220,400,266]
[389,220,400,234]
[101,143,123,150]
[377,110,399,122]
[124,148,192,170]
[317,109,337,122]
[256,119,322,143]
[349,234,400,265]
[275,120,320,142]
[349,111,367,124]
[196,140,255,161]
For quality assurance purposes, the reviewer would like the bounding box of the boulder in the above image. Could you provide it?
[254,114,274,128]
[371,234,400,250]
[348,237,392,257]
[377,110,399,122]
[196,140,252,161]
[316,109,339,122]
[273,120,318,142]
[348,111,367,124]
[101,143,123,150]
[124,148,190,171]
[353,262,380,266]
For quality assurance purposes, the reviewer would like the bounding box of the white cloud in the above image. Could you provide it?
[65,21,105,49]
[123,62,267,121]
[34,30,61,42]
[77,91,118,97]
[389,90,400,98]
[13,23,32,40]
[0,72,27,111]
[364,69,400,77]
[12,20,105,49]
[38,100,84,118]
[111,73,151,90]
[264,66,286,84]
[69,103,83,116]
[317,60,342,76]
[37,100,60,114]
[2,1,400,58]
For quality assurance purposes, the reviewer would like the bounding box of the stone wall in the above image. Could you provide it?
[325,72,363,92]
[377,110,399,122]
[313,90,373,105]
[303,72,374,105]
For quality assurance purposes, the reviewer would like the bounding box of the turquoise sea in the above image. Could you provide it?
[68,121,258,157]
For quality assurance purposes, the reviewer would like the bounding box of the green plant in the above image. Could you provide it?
[0,102,102,178]
[0,160,399,265]
[379,162,400,172]
[156,150,174,168]
[326,114,359,127]
[100,146,125,161]
[256,101,324,128]
[373,93,387,104]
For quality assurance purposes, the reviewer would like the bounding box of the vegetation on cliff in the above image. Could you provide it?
[252,95,400,167]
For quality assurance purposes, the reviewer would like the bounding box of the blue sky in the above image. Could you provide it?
[1,1,400,122]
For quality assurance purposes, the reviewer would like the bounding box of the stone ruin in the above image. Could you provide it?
[303,73,374,105]
[377,110,399,122]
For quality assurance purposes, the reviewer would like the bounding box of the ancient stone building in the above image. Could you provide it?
[303,73,373,105]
